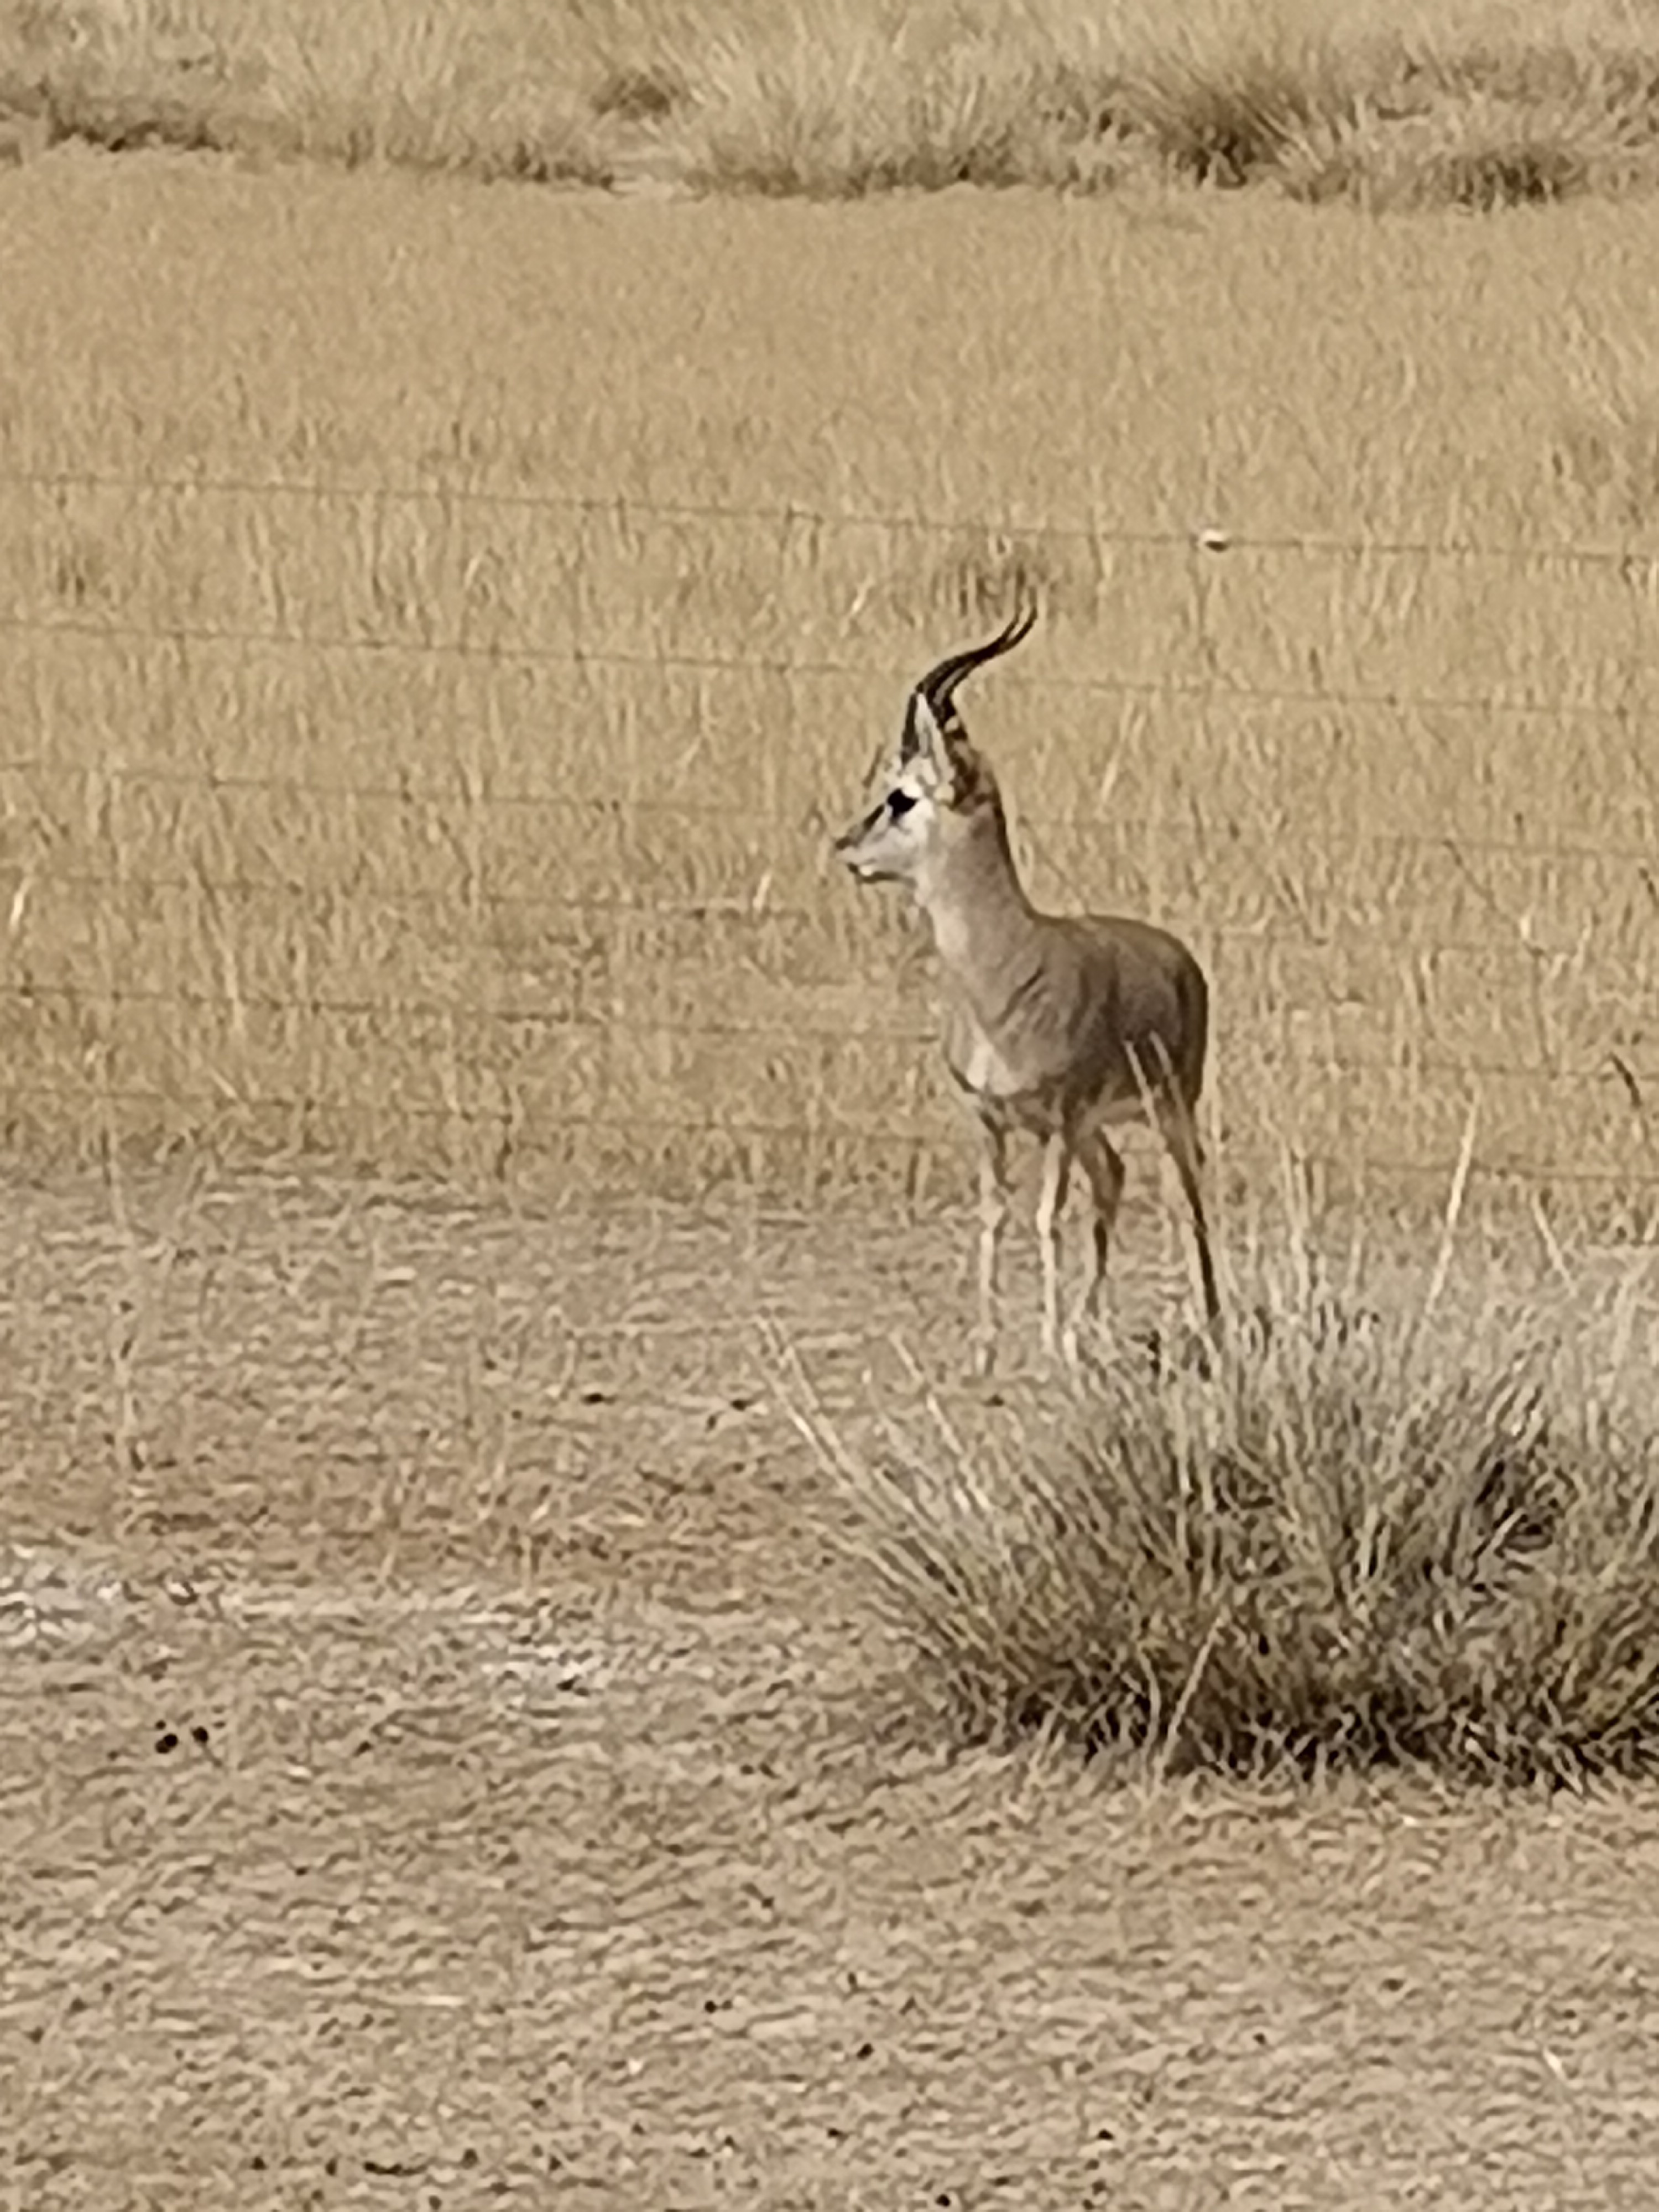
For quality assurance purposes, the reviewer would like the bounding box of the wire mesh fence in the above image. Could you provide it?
[3,468,1657,1216]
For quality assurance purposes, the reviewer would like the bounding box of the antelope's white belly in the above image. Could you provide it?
[966,1028,1018,1094]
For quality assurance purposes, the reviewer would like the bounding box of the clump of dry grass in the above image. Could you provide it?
[665,9,1128,199]
[1282,53,1657,210]
[0,0,618,181]
[1113,25,1363,191]
[790,1227,1659,1785]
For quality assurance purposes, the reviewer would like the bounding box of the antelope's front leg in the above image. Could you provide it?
[971,1119,1009,1378]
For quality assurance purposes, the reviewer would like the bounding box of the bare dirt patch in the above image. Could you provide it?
[5,1162,1659,2207]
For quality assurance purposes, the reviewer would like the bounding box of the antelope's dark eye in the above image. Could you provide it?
[887,790,916,819]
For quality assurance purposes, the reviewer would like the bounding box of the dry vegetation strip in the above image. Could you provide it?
[8,1155,1659,1806]
[11,0,1659,205]
[2,157,1659,1211]
[13,0,1659,208]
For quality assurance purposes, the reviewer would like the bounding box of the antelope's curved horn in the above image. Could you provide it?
[915,603,1039,719]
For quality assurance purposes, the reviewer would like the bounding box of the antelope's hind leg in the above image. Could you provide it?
[1157,1100,1222,1331]
[1068,1128,1127,1359]
[1035,1130,1073,1365]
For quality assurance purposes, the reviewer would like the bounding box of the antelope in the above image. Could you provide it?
[833,605,1221,1374]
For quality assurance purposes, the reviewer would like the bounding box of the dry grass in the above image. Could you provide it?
[4,159,1659,1213]
[790,1203,1659,1783]
[10,0,1659,205]
[7,24,1659,2172]
[9,158,1659,1221]
[8,1170,1659,2204]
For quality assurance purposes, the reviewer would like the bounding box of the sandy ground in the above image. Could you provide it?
[6,1159,1659,2209]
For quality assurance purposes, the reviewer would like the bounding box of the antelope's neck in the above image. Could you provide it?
[920,807,1045,1000]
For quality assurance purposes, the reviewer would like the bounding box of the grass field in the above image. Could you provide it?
[9,13,1659,2194]
[3,151,1659,1217]
[7,23,1659,2202]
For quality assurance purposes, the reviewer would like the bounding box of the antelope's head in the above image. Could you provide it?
[833,604,1037,895]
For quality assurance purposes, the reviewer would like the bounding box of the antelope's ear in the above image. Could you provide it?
[902,690,945,765]
[914,690,985,804]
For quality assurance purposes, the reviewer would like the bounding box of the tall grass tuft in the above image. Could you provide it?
[790,1234,1659,1785]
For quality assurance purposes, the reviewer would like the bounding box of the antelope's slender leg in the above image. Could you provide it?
[971,1118,1009,1378]
[1035,1131,1072,1363]
[1072,1129,1128,1348]
[1158,1100,1222,1331]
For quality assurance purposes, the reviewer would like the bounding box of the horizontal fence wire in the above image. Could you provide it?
[4,978,1655,1092]
[11,463,1659,574]
[1,606,1652,729]
[1,859,1649,958]
[3,753,1659,871]
[6,1073,1656,1193]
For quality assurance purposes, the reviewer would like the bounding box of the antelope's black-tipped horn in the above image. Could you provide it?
[916,604,1038,718]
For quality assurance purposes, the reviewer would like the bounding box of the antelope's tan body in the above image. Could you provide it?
[834,608,1220,1371]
